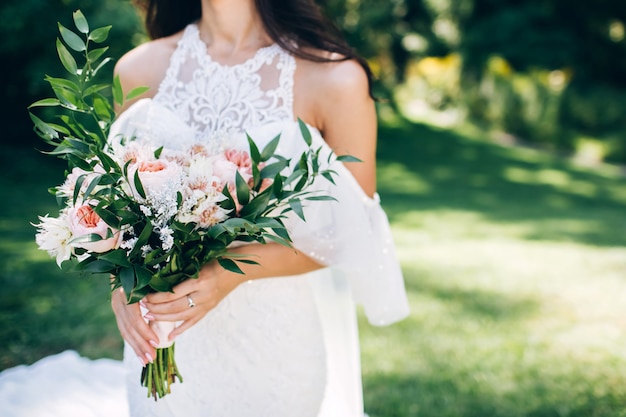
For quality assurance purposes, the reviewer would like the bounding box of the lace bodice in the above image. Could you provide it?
[154,23,295,140]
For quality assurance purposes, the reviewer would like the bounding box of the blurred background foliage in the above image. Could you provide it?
[3,0,626,163]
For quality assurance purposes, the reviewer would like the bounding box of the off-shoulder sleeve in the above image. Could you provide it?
[277,123,410,326]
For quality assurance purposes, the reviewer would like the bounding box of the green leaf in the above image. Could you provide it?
[58,23,86,52]
[129,221,153,259]
[235,171,250,206]
[69,233,103,245]
[336,155,362,163]
[217,258,245,274]
[92,57,112,76]
[56,38,78,74]
[28,98,61,108]
[125,86,150,101]
[80,259,115,273]
[272,172,283,197]
[260,160,289,179]
[297,118,312,146]
[73,10,89,33]
[305,195,337,202]
[81,174,101,199]
[87,47,109,63]
[239,190,271,219]
[93,95,112,121]
[133,169,146,199]
[288,199,305,221]
[246,134,261,164]
[29,113,59,140]
[44,75,80,93]
[321,171,336,184]
[93,205,121,229]
[264,233,293,248]
[218,185,236,211]
[260,134,281,162]
[119,267,135,300]
[154,146,163,159]
[72,173,87,204]
[134,265,154,288]
[46,123,71,135]
[98,250,131,267]
[84,83,110,97]
[88,25,112,43]
[52,86,82,110]
[112,74,123,107]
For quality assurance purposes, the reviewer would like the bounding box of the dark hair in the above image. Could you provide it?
[132,0,374,96]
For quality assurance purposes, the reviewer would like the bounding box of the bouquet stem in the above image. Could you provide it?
[141,344,183,400]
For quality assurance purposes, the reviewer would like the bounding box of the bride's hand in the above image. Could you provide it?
[142,261,246,341]
[110,287,159,366]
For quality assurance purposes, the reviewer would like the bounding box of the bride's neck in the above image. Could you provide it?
[199,0,271,54]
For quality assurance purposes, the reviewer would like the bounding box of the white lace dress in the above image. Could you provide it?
[112,23,409,417]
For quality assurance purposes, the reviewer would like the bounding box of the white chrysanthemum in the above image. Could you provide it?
[57,164,106,200]
[33,213,73,266]
[110,141,154,166]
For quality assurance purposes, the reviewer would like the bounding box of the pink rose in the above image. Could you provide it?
[130,159,182,198]
[216,149,253,185]
[67,204,122,253]
[224,149,252,173]
[212,159,239,186]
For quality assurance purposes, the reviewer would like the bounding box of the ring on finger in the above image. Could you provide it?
[187,295,196,308]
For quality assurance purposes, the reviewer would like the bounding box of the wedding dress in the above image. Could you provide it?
[109,23,409,417]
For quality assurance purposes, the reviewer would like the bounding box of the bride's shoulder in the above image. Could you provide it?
[114,30,184,106]
[294,50,372,130]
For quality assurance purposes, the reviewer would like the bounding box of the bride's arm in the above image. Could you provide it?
[142,243,322,340]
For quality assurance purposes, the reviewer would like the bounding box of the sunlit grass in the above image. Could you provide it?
[2,119,626,415]
[358,120,626,416]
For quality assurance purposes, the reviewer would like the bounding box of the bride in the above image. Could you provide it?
[110,0,409,416]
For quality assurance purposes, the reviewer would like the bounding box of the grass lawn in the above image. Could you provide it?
[1,118,626,416]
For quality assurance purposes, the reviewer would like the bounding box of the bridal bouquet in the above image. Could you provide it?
[30,11,352,400]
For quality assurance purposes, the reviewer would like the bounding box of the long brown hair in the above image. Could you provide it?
[132,0,374,95]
